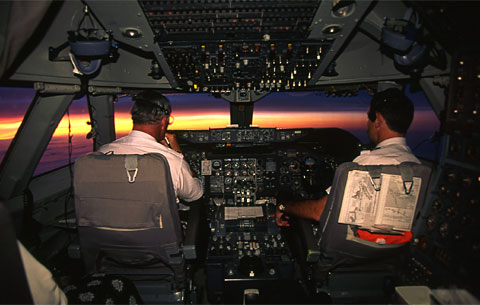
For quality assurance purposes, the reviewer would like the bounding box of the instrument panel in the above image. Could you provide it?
[408,52,480,295]
[176,127,307,144]
[176,127,361,303]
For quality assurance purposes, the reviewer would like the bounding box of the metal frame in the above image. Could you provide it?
[308,0,375,85]
[0,91,75,201]
[86,90,117,151]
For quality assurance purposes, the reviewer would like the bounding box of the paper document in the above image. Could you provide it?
[224,206,264,220]
[338,170,421,232]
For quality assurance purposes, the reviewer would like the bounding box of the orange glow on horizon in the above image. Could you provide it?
[0,117,22,140]
[0,109,436,141]
[114,113,133,135]
[253,111,367,129]
[169,113,230,130]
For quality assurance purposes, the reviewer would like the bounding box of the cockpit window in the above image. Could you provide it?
[254,90,440,161]
[113,93,231,138]
[0,87,440,176]
[113,95,134,138]
[0,87,34,165]
[253,91,371,132]
[406,89,442,161]
[167,93,231,130]
[34,97,92,176]
[112,89,439,161]
[0,88,94,175]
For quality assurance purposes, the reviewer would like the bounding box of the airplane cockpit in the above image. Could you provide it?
[1,1,479,304]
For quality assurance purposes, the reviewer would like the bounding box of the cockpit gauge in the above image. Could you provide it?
[439,222,449,238]
[304,157,316,167]
[446,206,457,218]
[432,200,442,212]
[289,160,301,173]
[212,160,222,169]
[426,215,436,230]
[261,129,274,141]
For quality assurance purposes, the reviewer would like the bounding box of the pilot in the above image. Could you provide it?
[97,90,203,202]
[276,88,421,226]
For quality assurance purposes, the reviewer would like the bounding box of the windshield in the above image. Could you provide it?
[0,87,441,175]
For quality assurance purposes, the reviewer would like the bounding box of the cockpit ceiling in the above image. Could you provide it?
[3,0,450,92]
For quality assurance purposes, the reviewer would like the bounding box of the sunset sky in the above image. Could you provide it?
[0,87,440,175]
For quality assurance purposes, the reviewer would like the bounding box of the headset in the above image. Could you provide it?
[68,5,113,76]
[68,29,112,75]
[133,92,172,117]
[381,8,427,70]
[393,42,427,68]
[382,8,420,52]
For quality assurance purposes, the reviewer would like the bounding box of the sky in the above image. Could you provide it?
[0,87,440,175]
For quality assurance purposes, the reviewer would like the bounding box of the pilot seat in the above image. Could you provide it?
[297,162,431,304]
[73,152,202,304]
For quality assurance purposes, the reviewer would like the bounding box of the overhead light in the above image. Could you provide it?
[322,25,342,35]
[332,0,355,18]
[122,28,142,38]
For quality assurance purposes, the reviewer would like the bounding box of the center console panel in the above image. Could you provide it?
[175,127,361,303]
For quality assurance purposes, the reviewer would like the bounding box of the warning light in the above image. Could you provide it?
[193,84,198,90]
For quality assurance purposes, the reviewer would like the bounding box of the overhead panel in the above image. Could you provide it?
[139,0,335,93]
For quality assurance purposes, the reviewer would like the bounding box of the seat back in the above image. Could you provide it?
[318,162,431,266]
[74,152,184,284]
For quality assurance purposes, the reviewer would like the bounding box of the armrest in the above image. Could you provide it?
[182,202,202,260]
[296,218,321,263]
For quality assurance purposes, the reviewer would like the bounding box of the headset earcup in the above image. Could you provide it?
[394,42,427,67]
[381,26,415,52]
[71,55,103,75]
[70,40,111,57]
[69,40,111,75]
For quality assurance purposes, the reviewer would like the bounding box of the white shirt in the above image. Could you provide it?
[98,130,203,202]
[353,137,420,165]
[18,241,68,305]
[326,137,420,194]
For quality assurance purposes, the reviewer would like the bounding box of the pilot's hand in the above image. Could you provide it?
[275,204,290,227]
[162,133,200,178]
[162,133,183,154]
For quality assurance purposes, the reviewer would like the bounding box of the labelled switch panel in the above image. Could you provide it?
[140,0,320,40]
[160,40,331,93]
[445,51,480,135]
[412,164,480,291]
[139,0,333,92]
[410,49,480,294]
